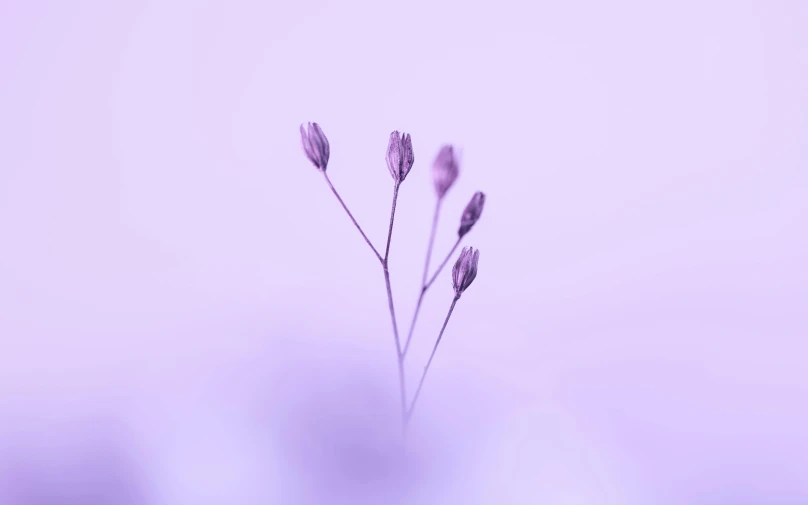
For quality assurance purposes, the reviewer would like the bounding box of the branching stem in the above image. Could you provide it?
[402,229,461,357]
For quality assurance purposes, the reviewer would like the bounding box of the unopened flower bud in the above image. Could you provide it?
[300,122,330,171]
[432,145,459,199]
[458,191,486,237]
[452,246,480,296]
[386,131,414,183]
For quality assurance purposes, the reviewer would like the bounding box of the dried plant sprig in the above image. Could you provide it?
[402,189,486,356]
[425,192,486,286]
[382,171,407,424]
[301,122,412,427]
[401,145,461,357]
[376,131,417,427]
[299,122,486,432]
[407,247,480,423]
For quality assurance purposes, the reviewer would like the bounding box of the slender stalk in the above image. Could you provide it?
[402,289,426,358]
[323,172,383,264]
[406,295,460,423]
[402,234,462,357]
[384,183,399,263]
[402,200,442,358]
[382,182,407,427]
[384,267,407,427]
[422,200,442,286]
[425,237,461,290]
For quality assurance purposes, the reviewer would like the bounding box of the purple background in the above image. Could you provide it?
[1,1,807,503]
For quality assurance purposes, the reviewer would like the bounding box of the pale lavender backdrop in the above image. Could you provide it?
[1,0,807,503]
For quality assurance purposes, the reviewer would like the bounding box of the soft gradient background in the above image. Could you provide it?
[1,0,807,503]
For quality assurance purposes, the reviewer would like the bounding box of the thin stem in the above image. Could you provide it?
[406,295,460,424]
[422,200,442,286]
[425,237,462,290]
[323,172,383,264]
[402,200,443,358]
[402,289,425,358]
[384,183,400,262]
[382,182,406,428]
[384,267,407,428]
[402,231,461,356]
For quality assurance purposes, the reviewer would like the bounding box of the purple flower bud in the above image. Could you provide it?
[432,145,459,199]
[386,131,414,183]
[452,246,480,296]
[300,122,330,171]
[458,191,486,237]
